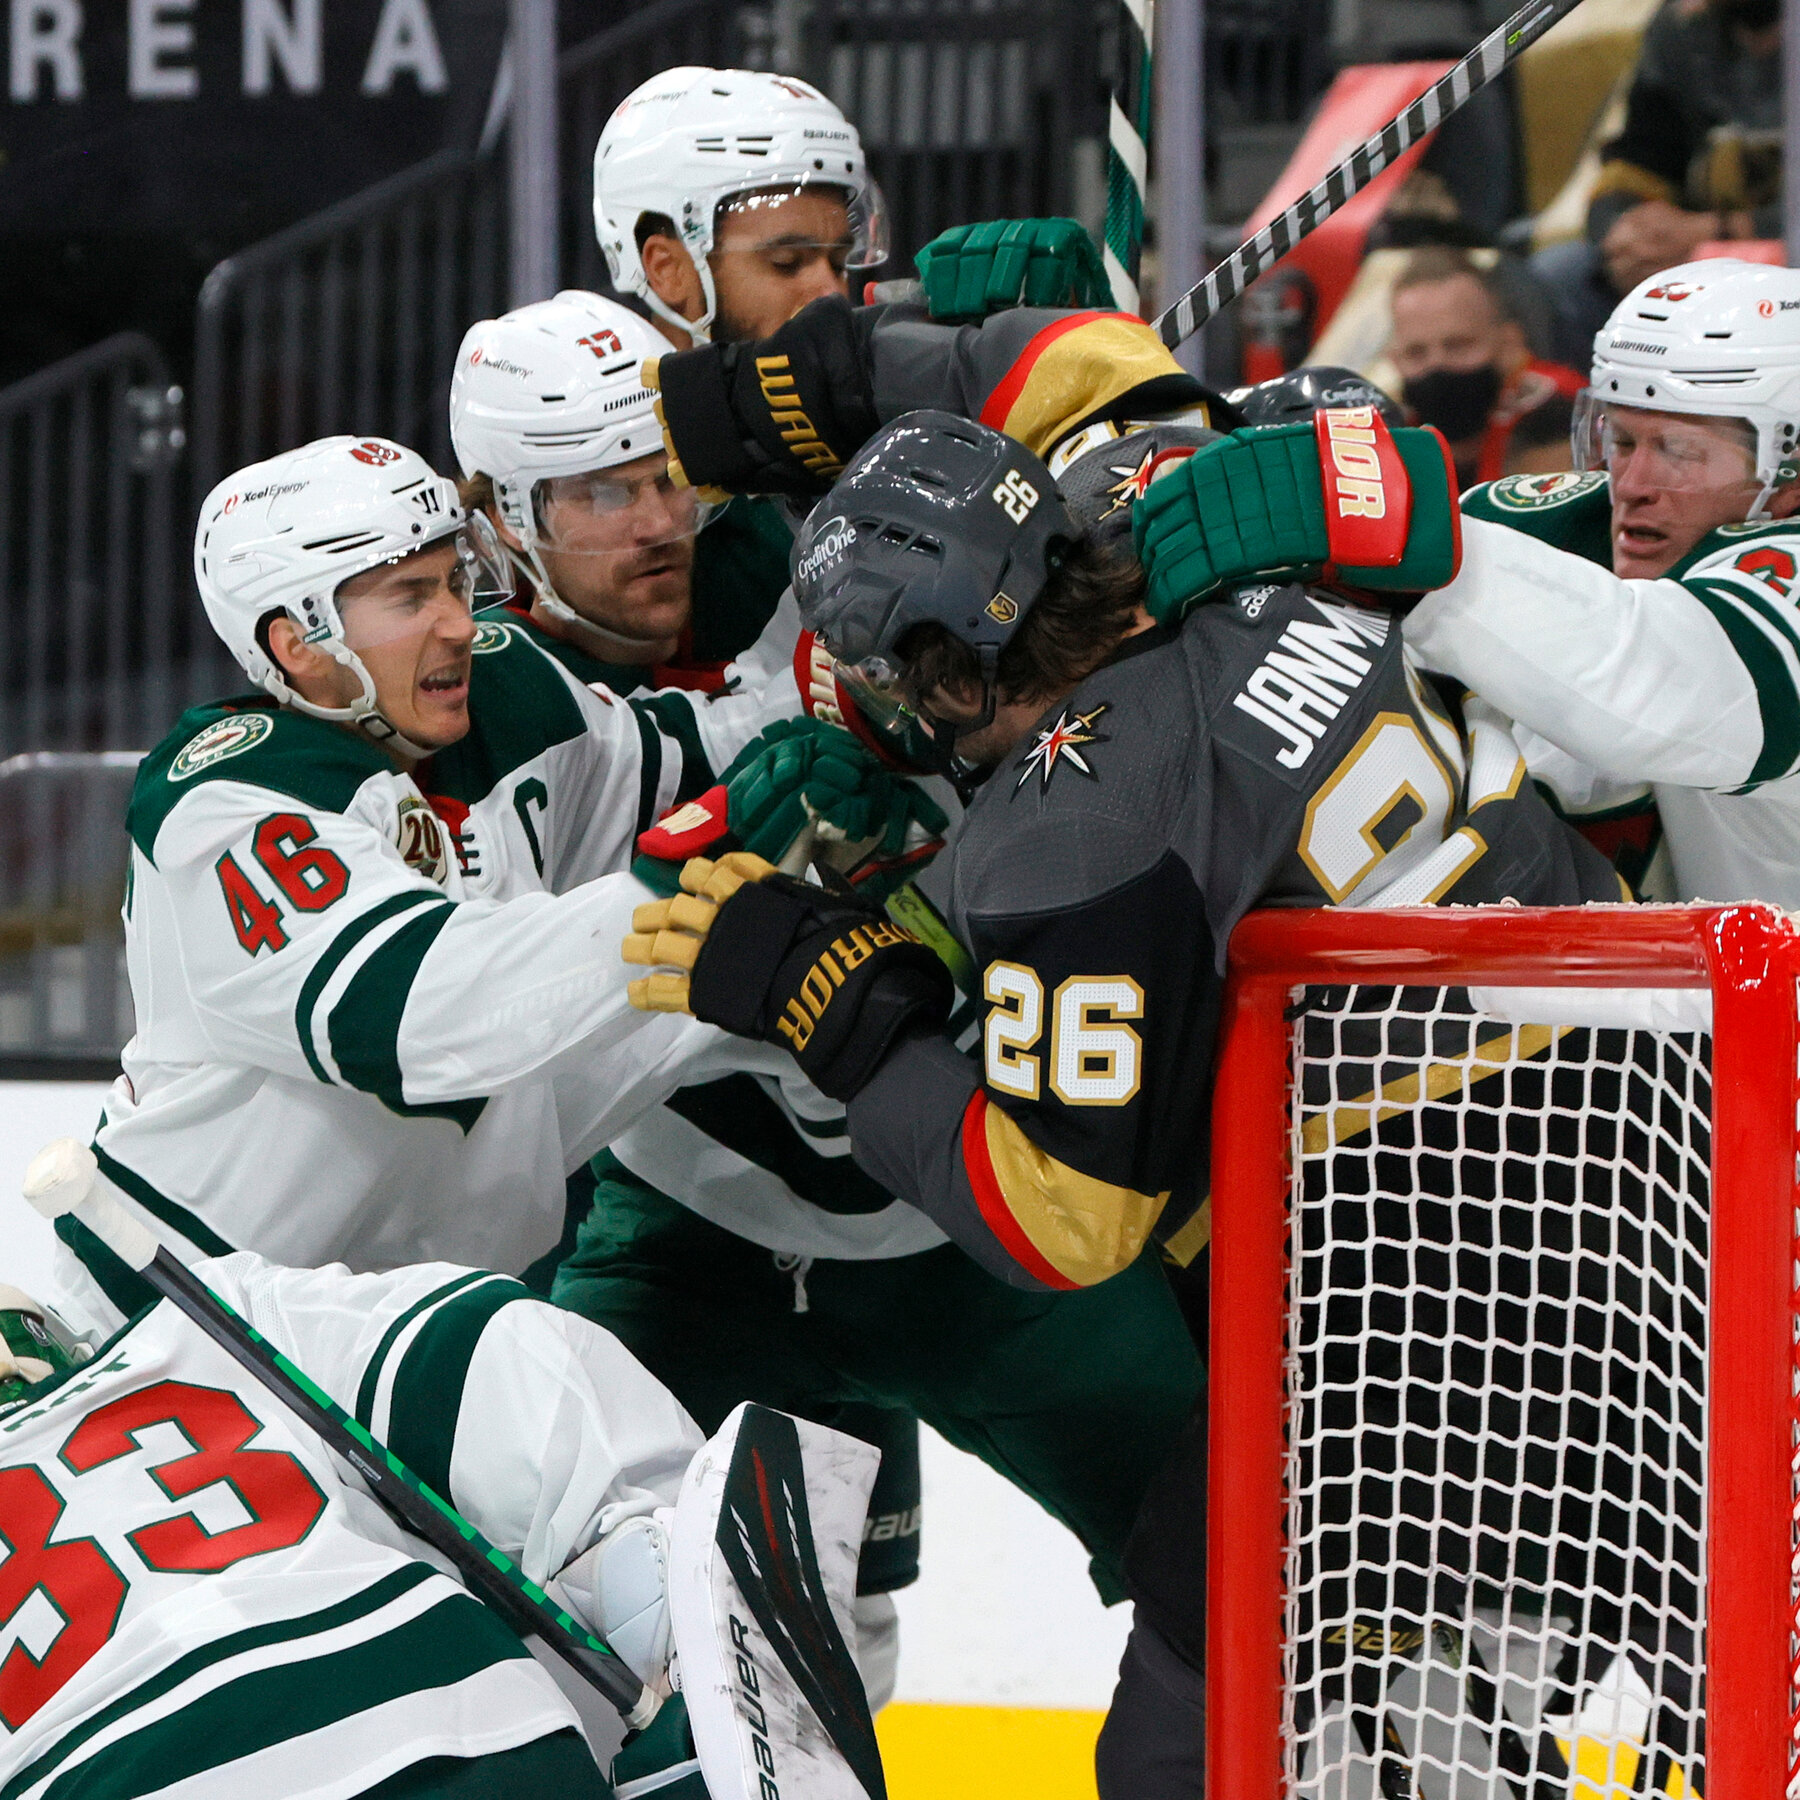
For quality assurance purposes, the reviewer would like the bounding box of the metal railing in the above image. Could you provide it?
[0,336,188,756]
[0,752,142,1070]
[191,151,509,498]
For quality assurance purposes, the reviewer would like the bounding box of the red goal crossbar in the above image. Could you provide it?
[1206,904,1800,1797]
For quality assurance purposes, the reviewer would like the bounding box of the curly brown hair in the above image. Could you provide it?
[895,531,1147,709]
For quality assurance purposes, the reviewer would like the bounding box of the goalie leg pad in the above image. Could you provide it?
[669,1403,887,1800]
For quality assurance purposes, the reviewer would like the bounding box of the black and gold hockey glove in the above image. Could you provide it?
[623,852,953,1101]
[645,296,882,501]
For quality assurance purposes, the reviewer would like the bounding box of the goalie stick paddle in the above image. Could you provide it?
[23,1138,660,1731]
[1152,0,1587,349]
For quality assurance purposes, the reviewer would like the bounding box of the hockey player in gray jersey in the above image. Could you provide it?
[617,409,1621,1795]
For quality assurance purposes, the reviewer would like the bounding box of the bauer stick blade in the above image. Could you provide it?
[24,1137,659,1730]
[1154,0,1588,349]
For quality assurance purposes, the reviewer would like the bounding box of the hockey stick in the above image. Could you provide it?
[24,1138,660,1731]
[1103,0,1154,312]
[1152,0,1587,349]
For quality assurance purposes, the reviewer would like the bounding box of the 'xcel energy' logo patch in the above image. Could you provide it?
[170,712,274,781]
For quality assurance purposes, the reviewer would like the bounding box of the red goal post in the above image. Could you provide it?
[1207,904,1800,1797]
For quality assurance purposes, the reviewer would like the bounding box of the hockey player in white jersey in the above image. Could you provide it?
[61,434,882,1335]
[1137,258,1800,903]
[451,290,800,694]
[0,1259,699,1796]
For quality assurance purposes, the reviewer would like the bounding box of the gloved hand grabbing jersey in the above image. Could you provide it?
[1133,408,1461,627]
[914,218,1113,322]
[624,852,954,1102]
[632,717,948,900]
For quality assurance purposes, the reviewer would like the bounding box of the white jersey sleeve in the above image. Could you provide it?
[141,774,662,1115]
[1405,514,1800,792]
[202,1252,702,1581]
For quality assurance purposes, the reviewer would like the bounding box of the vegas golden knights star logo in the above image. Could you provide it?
[1015,705,1110,794]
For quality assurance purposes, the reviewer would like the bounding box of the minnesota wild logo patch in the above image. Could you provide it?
[1014,705,1110,794]
[471,621,512,654]
[1487,470,1604,511]
[169,712,274,781]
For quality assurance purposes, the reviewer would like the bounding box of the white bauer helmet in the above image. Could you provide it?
[450,290,691,649]
[1577,258,1800,517]
[194,435,509,759]
[593,65,888,341]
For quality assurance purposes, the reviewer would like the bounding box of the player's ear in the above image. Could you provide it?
[641,232,703,321]
[265,614,328,684]
[1767,475,1800,520]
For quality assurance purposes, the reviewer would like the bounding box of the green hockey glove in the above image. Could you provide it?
[633,720,948,897]
[914,219,1114,322]
[1133,411,1462,626]
[623,853,954,1102]
[646,296,880,500]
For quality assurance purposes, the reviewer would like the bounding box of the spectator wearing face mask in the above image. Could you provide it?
[1531,0,1783,365]
[1387,247,1585,490]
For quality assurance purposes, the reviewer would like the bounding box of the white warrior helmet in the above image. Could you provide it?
[593,65,887,341]
[194,436,508,758]
[1579,258,1800,515]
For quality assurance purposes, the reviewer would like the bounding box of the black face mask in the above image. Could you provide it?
[1403,364,1502,443]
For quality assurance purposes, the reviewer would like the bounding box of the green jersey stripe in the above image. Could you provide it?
[631,694,715,809]
[296,890,446,1086]
[2,1565,437,1800]
[92,1146,234,1259]
[327,906,485,1133]
[627,703,666,841]
[1688,579,1800,786]
[385,1279,532,1500]
[663,1074,897,1215]
[353,1270,494,1430]
[36,1586,528,1800]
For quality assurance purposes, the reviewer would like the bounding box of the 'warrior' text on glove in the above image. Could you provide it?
[1133,409,1461,626]
[623,853,954,1101]
[647,296,882,501]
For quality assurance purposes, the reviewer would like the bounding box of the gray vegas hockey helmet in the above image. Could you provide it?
[1227,364,1404,429]
[791,410,1074,780]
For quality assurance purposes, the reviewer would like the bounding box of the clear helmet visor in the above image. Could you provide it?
[530,461,711,560]
[709,179,891,276]
[1572,390,1765,501]
[834,652,989,779]
[331,513,510,653]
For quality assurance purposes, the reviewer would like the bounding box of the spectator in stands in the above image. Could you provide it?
[1387,247,1585,488]
[1533,0,1782,365]
[1503,392,1577,476]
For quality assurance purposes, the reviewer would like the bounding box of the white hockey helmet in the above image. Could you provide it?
[1577,259,1800,515]
[194,436,509,758]
[593,65,887,340]
[451,290,670,543]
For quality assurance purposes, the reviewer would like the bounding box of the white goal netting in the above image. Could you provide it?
[1281,982,1712,1799]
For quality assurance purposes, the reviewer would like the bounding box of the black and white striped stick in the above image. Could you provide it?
[1153,0,1584,349]
[24,1138,660,1730]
